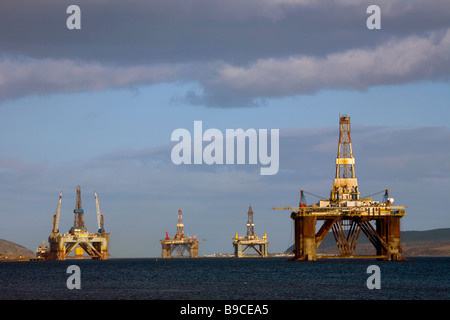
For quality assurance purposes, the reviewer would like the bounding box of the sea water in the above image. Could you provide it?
[1,257,448,300]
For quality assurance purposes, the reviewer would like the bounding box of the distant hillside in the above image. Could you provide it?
[285,228,450,257]
[402,228,450,242]
[0,239,35,260]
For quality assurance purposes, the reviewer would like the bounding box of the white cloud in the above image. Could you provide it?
[213,28,450,99]
[0,58,184,102]
[2,28,450,107]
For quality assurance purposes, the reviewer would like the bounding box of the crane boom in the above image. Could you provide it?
[52,191,62,234]
[94,191,105,233]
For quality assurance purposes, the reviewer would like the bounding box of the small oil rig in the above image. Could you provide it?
[275,115,406,261]
[160,209,202,258]
[37,186,110,260]
[233,205,269,258]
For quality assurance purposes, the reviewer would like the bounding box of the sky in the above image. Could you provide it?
[0,0,449,258]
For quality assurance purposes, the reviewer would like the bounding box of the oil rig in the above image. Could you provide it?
[160,209,201,258]
[275,115,406,261]
[233,205,269,258]
[38,186,110,260]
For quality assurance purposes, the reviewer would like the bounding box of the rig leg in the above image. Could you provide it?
[376,216,404,261]
[161,243,172,258]
[234,243,243,258]
[189,242,199,258]
[386,216,403,261]
[260,243,268,257]
[294,215,317,261]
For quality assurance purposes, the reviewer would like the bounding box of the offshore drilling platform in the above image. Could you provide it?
[233,205,269,258]
[275,115,406,261]
[37,186,109,260]
[160,209,201,258]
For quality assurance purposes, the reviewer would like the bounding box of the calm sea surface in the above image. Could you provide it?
[1,257,449,300]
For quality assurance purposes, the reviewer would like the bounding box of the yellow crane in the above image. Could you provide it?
[94,191,105,233]
[51,191,62,234]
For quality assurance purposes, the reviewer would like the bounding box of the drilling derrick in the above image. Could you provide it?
[73,186,86,231]
[44,186,110,261]
[247,205,255,238]
[233,205,269,258]
[331,116,359,202]
[176,209,184,238]
[160,209,201,258]
[274,115,406,261]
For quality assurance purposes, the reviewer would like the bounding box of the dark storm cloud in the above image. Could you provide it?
[3,0,449,64]
[0,0,370,64]
[198,29,450,106]
[1,0,450,106]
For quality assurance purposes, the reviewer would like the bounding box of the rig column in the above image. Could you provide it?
[234,242,243,258]
[161,243,172,258]
[386,216,403,261]
[376,216,403,261]
[48,236,65,260]
[190,242,199,258]
[293,215,317,261]
[260,242,269,257]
